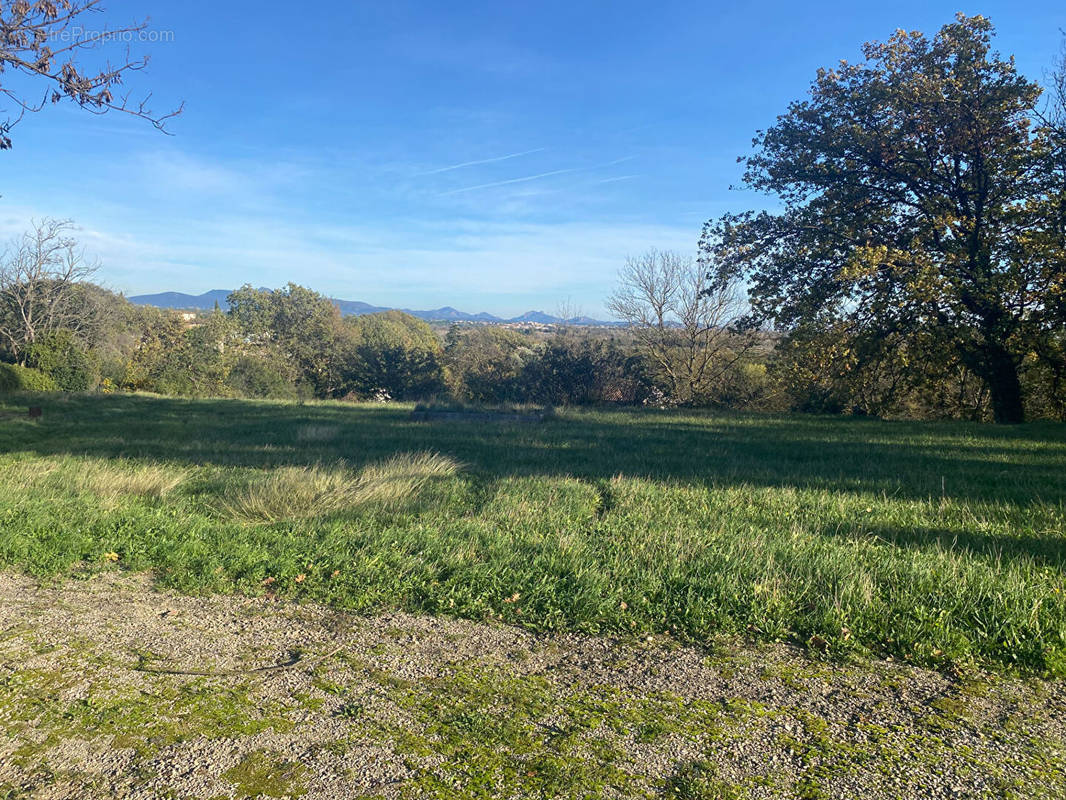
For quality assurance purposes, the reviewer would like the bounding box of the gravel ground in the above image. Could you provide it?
[0,570,1063,799]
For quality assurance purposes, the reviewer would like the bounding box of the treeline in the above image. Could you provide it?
[0,277,765,409]
[2,278,1064,421]
[1,219,1064,420]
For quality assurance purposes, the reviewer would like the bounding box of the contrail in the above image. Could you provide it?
[417,148,546,176]
[439,167,582,196]
[440,156,637,196]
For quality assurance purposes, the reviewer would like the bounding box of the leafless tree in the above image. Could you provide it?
[552,296,583,338]
[1,0,182,149]
[0,218,97,363]
[607,248,752,404]
[1051,33,1066,126]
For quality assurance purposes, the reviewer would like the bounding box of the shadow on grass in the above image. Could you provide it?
[822,523,1066,570]
[1,392,1064,508]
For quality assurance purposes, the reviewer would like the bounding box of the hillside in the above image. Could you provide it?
[127,290,615,325]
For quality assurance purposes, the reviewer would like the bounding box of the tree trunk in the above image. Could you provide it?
[980,345,1025,424]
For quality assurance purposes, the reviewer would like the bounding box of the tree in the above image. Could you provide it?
[120,307,185,393]
[171,311,239,397]
[607,248,752,405]
[25,328,97,390]
[1026,33,1066,417]
[0,218,97,364]
[520,335,642,406]
[346,311,445,400]
[443,325,534,403]
[228,284,352,397]
[1,0,180,149]
[705,15,1065,423]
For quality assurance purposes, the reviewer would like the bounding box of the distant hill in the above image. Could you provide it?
[408,306,502,322]
[332,299,391,316]
[128,290,234,310]
[508,310,559,324]
[128,290,618,325]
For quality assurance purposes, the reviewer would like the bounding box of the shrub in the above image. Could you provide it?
[521,336,646,406]
[711,360,782,411]
[25,330,98,392]
[345,312,446,400]
[0,363,60,393]
[443,326,535,403]
[226,355,299,400]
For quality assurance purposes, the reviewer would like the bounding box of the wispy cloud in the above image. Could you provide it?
[440,156,636,196]
[594,175,639,185]
[3,138,694,316]
[416,148,546,176]
[3,193,698,317]
[438,167,582,196]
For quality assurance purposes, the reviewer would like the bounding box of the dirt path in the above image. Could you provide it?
[0,571,1063,799]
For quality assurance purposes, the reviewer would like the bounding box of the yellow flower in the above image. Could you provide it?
[103,552,119,562]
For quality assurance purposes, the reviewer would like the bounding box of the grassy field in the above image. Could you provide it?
[1,392,1064,676]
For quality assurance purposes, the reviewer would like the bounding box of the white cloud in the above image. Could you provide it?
[2,143,706,317]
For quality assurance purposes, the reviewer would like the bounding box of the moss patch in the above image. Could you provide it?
[222,750,308,799]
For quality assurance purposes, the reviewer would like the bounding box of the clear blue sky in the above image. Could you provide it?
[1,1,1062,317]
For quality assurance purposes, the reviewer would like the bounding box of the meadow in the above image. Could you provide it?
[1,391,1064,676]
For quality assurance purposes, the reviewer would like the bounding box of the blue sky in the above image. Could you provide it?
[2,1,1063,317]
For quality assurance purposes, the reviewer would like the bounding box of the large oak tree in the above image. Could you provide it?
[704,15,1065,422]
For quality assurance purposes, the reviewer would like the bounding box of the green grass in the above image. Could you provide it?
[1,392,1065,675]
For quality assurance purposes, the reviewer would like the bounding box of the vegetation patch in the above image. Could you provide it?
[3,455,189,506]
[0,394,1064,675]
[1,571,1063,799]
[214,451,460,523]
[222,750,308,799]
[324,659,727,799]
[0,667,292,765]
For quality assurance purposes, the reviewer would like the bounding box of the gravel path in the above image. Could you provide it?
[0,571,1063,799]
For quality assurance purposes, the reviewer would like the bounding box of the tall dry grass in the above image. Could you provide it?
[4,456,188,506]
[216,451,460,523]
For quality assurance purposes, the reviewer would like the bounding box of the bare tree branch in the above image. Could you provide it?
[607,249,754,404]
[0,218,98,363]
[0,0,182,149]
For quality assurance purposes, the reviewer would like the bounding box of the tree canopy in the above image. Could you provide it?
[705,15,1066,422]
[346,311,445,400]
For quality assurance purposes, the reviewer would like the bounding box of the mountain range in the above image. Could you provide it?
[127,290,615,326]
